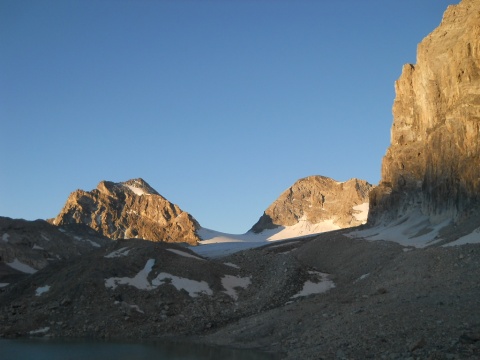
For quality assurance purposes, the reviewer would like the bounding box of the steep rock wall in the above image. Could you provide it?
[369,0,480,231]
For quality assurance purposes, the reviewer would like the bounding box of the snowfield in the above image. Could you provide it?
[192,203,371,258]
[192,219,342,258]
[347,209,480,248]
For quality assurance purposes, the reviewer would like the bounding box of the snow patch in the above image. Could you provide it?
[104,247,131,258]
[347,210,450,248]
[29,327,50,335]
[105,259,155,290]
[129,304,144,314]
[444,227,480,246]
[0,283,9,288]
[291,272,335,298]
[223,262,240,269]
[32,244,44,250]
[151,273,213,297]
[7,259,37,274]
[166,248,205,261]
[117,302,144,314]
[352,202,369,223]
[35,285,51,296]
[125,185,146,196]
[41,234,50,242]
[104,259,212,297]
[355,273,370,282]
[221,275,251,300]
[73,235,101,248]
[86,239,101,248]
[2,233,9,242]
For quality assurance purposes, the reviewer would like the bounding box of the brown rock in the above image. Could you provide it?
[51,178,200,245]
[368,0,480,232]
[250,176,373,233]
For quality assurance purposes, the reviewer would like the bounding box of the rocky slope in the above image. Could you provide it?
[0,216,110,286]
[251,176,373,233]
[368,0,480,239]
[1,230,479,359]
[50,179,200,245]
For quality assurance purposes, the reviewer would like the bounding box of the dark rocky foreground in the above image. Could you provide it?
[1,229,479,359]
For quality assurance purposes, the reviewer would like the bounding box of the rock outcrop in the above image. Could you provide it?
[51,179,200,245]
[369,0,480,236]
[250,176,373,233]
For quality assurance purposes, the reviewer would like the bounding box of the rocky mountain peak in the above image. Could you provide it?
[250,175,373,233]
[51,179,200,245]
[96,178,160,197]
[368,0,480,240]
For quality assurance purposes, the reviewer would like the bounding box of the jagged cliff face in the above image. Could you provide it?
[250,176,373,233]
[369,0,480,229]
[51,179,200,245]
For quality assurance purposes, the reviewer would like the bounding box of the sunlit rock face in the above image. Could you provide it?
[51,178,200,245]
[250,175,373,233]
[369,0,480,231]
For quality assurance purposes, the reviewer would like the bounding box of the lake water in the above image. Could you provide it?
[0,338,279,360]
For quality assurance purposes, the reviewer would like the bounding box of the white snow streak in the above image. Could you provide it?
[151,273,212,297]
[223,262,240,269]
[125,185,146,196]
[221,275,251,300]
[29,327,50,335]
[6,259,37,274]
[105,259,155,290]
[444,227,480,246]
[166,248,205,261]
[86,239,101,248]
[291,272,335,298]
[2,233,9,242]
[104,247,131,258]
[35,285,51,296]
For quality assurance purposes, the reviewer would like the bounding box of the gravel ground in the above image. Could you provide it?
[1,230,479,359]
[201,230,480,359]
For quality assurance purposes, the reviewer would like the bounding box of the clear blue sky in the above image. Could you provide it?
[1,0,456,233]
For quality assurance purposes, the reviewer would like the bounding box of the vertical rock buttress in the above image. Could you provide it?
[368,0,480,228]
